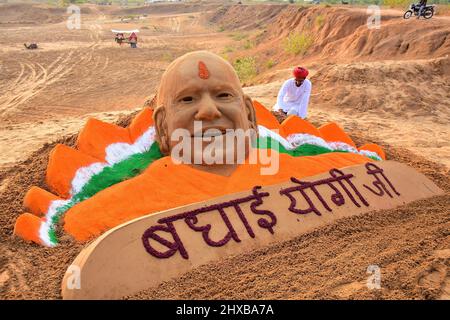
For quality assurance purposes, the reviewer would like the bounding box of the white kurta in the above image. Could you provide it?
[273,78,312,119]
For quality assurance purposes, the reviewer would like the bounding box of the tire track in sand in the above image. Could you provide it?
[0,52,76,118]
[0,21,106,119]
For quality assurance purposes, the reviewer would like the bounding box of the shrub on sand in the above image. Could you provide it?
[383,0,411,8]
[283,32,314,55]
[233,57,257,82]
[230,32,248,41]
[223,46,235,54]
[315,14,325,29]
[243,39,255,50]
[266,59,276,69]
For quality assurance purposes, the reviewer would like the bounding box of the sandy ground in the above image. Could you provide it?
[0,2,229,170]
[0,2,449,299]
[245,57,450,168]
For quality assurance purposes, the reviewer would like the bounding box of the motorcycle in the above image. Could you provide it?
[403,4,435,19]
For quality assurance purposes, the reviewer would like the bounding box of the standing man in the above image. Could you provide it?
[129,32,138,48]
[273,66,311,119]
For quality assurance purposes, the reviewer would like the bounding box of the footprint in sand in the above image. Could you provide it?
[418,249,450,300]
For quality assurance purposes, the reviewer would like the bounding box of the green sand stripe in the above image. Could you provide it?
[72,142,163,203]
[48,142,163,244]
[256,137,381,161]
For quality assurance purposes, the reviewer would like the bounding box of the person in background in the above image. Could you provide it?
[129,32,138,48]
[115,33,125,46]
[273,66,312,119]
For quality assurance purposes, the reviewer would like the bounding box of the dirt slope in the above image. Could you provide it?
[208,3,288,30]
[115,2,222,16]
[244,56,450,168]
[311,56,450,117]
[265,6,449,61]
[0,3,93,25]
[213,5,450,73]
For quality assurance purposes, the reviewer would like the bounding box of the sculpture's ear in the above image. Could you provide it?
[153,106,170,155]
[244,94,258,133]
[147,93,158,110]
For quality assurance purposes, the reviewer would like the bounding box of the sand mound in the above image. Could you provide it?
[211,5,450,66]
[0,113,136,299]
[114,2,222,16]
[128,131,450,300]
[0,112,448,300]
[0,3,92,25]
[246,55,450,169]
[130,195,449,300]
[265,6,449,61]
[208,3,287,30]
[311,56,450,118]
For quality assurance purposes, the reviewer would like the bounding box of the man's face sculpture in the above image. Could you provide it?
[154,51,257,168]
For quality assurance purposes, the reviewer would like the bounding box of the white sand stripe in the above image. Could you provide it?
[258,125,382,160]
[38,126,156,247]
[257,125,292,149]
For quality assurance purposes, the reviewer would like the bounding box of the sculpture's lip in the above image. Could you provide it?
[191,126,233,138]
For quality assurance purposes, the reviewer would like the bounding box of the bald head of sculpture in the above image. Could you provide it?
[153,51,257,170]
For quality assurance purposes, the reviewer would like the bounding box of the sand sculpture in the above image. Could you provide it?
[13,51,387,247]
[10,51,444,299]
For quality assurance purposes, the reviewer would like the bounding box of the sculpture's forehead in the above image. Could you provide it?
[157,53,244,105]
[169,57,240,89]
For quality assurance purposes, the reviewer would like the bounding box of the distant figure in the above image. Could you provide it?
[417,0,427,19]
[129,32,138,48]
[24,43,38,50]
[115,33,125,45]
[273,67,312,119]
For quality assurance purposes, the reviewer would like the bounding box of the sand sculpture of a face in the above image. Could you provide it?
[153,51,257,169]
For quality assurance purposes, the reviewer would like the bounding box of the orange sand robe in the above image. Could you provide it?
[64,151,373,242]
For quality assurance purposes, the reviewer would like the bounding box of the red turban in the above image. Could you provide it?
[293,67,309,79]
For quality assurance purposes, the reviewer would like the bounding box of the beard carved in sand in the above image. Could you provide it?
[13,51,385,247]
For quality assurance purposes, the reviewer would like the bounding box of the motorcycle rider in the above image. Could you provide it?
[417,0,427,19]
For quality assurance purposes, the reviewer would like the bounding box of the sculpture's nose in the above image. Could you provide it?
[194,94,222,121]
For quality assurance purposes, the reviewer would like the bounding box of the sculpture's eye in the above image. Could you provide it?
[217,92,233,99]
[180,96,194,103]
